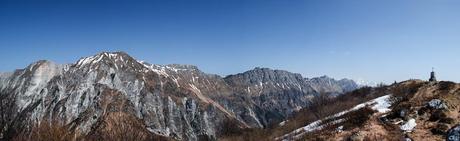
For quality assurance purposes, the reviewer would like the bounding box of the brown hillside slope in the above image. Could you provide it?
[268,80,460,141]
[304,80,460,141]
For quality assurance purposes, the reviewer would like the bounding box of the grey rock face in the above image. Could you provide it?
[306,76,359,95]
[0,52,359,140]
[447,125,460,141]
[427,99,448,110]
[224,67,317,126]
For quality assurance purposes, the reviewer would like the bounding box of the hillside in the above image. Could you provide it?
[261,80,460,141]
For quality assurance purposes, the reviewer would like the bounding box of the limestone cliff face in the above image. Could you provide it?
[306,76,360,95]
[223,67,317,126]
[0,52,358,140]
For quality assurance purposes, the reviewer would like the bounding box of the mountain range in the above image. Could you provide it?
[0,52,359,140]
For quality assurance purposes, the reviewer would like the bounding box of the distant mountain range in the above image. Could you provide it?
[0,52,359,140]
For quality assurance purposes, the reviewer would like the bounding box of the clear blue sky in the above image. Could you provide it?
[1,0,460,83]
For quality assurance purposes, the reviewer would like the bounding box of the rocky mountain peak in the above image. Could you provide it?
[306,75,359,94]
[224,67,358,96]
[225,67,304,85]
[25,60,55,70]
[166,64,199,71]
[16,60,63,80]
[73,51,146,73]
[75,52,133,65]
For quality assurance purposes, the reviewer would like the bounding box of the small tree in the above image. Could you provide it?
[309,92,333,119]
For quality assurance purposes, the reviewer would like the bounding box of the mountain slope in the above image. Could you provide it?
[0,52,359,141]
[273,80,460,141]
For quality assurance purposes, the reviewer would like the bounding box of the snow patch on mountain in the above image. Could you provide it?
[276,94,393,141]
[400,118,417,132]
[355,78,379,87]
[140,61,193,77]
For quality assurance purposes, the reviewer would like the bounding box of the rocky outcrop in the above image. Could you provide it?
[447,125,460,141]
[306,76,359,95]
[224,67,316,127]
[0,52,358,140]
[427,99,448,110]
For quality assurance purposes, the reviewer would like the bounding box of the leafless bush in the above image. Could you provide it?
[219,117,273,141]
[12,119,78,141]
[219,118,244,136]
[88,112,152,141]
[309,92,334,119]
[340,107,374,129]
[391,81,424,99]
[438,81,455,91]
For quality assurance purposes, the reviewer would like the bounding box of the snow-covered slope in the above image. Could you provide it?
[276,95,393,141]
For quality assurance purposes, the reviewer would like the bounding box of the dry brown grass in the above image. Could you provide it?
[12,120,80,141]
[9,113,172,141]
[88,112,147,141]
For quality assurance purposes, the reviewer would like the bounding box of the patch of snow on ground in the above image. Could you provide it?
[303,119,345,133]
[336,126,344,133]
[400,118,416,132]
[370,95,392,113]
[279,121,287,126]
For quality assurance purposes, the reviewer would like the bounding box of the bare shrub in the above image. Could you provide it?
[341,107,375,130]
[438,81,456,91]
[219,117,273,141]
[391,81,424,99]
[87,112,154,141]
[219,118,244,137]
[308,92,334,119]
[12,120,78,141]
